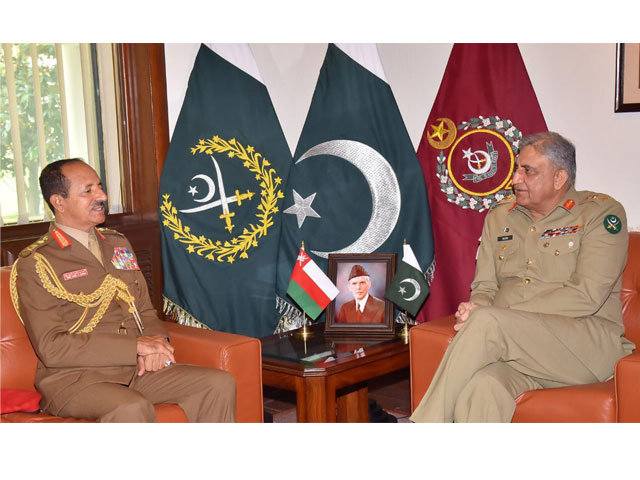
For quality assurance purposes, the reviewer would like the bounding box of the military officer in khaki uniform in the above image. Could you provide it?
[411,131,634,422]
[12,159,236,422]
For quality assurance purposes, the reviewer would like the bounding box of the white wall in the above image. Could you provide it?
[165,43,640,230]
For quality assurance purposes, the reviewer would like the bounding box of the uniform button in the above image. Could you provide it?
[543,242,550,248]
[554,249,560,256]
[526,258,533,265]
[524,278,531,284]
[529,226,536,232]
[498,255,504,261]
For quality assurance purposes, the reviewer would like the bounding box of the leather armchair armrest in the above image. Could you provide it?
[409,315,456,412]
[615,351,640,422]
[164,321,263,423]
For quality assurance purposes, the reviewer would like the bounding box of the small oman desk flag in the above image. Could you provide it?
[286,246,339,320]
[385,244,429,317]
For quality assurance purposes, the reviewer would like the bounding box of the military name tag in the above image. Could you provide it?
[111,247,140,270]
[62,268,89,281]
[497,235,513,242]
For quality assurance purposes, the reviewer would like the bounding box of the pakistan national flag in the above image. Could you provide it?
[160,44,291,337]
[385,244,429,317]
[275,44,434,331]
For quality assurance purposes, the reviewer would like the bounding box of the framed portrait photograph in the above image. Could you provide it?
[325,253,396,338]
[615,43,640,112]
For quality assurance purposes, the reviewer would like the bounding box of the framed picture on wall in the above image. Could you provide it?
[615,43,640,112]
[325,253,396,338]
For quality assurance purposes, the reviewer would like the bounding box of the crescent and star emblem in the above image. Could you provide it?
[398,278,421,301]
[179,155,254,233]
[283,139,401,259]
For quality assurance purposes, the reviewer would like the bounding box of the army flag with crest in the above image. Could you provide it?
[275,43,434,332]
[385,243,429,317]
[159,44,292,337]
[417,43,547,321]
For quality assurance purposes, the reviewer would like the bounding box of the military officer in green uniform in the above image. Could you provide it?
[411,131,635,422]
[12,159,236,422]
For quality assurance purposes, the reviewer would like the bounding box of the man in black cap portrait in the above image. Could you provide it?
[336,264,385,324]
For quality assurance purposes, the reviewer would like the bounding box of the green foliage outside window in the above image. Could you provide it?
[1,44,65,224]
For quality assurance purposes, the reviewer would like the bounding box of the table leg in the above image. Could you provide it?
[296,376,337,422]
[336,384,369,422]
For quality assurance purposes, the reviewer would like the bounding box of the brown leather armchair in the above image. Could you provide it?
[0,266,263,423]
[410,231,640,422]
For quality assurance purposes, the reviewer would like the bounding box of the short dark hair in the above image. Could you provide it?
[39,158,85,212]
[519,131,576,186]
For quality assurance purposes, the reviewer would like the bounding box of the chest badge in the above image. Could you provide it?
[111,247,140,270]
[604,215,622,234]
[540,225,581,239]
[62,268,89,281]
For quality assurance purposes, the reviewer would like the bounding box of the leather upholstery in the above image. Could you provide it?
[0,266,263,423]
[410,231,640,422]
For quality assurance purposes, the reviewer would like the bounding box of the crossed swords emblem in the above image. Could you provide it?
[179,155,254,233]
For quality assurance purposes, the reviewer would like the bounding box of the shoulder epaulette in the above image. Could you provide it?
[581,192,611,203]
[18,234,50,258]
[97,227,125,237]
[490,194,514,211]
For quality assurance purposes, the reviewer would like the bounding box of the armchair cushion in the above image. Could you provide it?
[1,389,42,414]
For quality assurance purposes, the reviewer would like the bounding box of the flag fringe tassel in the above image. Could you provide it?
[274,296,304,333]
[163,296,211,330]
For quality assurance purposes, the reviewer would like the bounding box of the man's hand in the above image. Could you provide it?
[137,353,174,376]
[454,301,477,332]
[136,335,175,357]
[136,335,175,376]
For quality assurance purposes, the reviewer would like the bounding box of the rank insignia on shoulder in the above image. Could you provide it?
[19,235,49,258]
[98,227,124,237]
[604,214,622,234]
[111,247,140,270]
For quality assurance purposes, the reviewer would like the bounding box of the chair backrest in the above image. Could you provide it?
[622,232,640,346]
[1,266,39,391]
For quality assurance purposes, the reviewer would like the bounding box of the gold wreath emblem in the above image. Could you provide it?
[160,136,284,264]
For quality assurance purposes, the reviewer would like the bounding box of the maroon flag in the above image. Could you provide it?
[417,44,547,321]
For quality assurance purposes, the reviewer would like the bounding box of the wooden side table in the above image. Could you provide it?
[261,323,409,422]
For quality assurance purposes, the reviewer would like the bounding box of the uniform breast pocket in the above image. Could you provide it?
[495,240,522,278]
[537,234,581,282]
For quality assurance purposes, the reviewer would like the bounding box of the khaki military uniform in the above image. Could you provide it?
[12,224,235,422]
[411,188,634,422]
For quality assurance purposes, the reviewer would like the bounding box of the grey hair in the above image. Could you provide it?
[519,131,576,186]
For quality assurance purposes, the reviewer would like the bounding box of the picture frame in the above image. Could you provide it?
[325,253,397,338]
[615,43,640,113]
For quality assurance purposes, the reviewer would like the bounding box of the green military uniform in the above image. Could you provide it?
[411,187,634,422]
[12,224,235,422]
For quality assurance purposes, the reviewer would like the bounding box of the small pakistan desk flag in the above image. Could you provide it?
[287,245,339,320]
[385,244,429,317]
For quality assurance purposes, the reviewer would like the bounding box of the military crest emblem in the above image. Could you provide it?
[428,116,522,211]
[160,135,284,264]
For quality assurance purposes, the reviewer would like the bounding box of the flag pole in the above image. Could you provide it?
[295,239,314,339]
[397,238,410,342]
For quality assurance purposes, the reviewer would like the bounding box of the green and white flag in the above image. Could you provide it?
[160,44,291,337]
[275,43,434,332]
[385,243,429,317]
